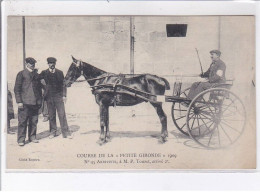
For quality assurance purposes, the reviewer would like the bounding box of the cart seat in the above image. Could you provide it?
[211,79,234,90]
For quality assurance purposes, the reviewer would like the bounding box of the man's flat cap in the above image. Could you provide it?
[210,50,221,56]
[47,57,57,63]
[25,57,37,64]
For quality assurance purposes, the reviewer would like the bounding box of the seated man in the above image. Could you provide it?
[187,49,226,100]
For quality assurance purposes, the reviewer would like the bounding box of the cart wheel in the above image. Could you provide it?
[186,88,246,149]
[171,87,191,136]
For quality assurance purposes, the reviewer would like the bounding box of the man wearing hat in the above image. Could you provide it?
[14,57,43,146]
[39,57,72,139]
[187,49,226,100]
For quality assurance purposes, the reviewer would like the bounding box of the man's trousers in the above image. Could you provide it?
[47,97,70,137]
[187,82,213,100]
[17,104,39,143]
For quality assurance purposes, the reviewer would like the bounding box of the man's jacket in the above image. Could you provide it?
[202,59,226,83]
[40,68,67,99]
[14,68,43,105]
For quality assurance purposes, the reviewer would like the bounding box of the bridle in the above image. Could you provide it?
[71,60,87,83]
[70,59,114,83]
[72,60,84,75]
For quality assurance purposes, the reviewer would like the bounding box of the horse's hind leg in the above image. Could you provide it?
[99,103,106,143]
[151,102,168,143]
[105,106,110,141]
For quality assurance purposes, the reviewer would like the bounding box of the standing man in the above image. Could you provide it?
[187,49,226,100]
[40,57,72,139]
[14,57,42,146]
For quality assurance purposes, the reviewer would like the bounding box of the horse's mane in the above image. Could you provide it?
[81,61,107,79]
[78,60,170,90]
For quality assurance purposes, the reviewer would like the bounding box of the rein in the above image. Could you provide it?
[72,60,115,83]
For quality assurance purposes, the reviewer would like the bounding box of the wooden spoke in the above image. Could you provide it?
[200,121,215,136]
[221,98,237,114]
[201,97,215,115]
[207,129,215,147]
[219,123,233,143]
[217,125,221,146]
[200,112,214,121]
[200,110,214,117]
[190,119,213,132]
[220,120,241,134]
[187,113,195,122]
[191,115,196,129]
[187,88,246,149]
[183,91,188,97]
[198,105,213,111]
[180,122,186,130]
[222,118,244,122]
[198,114,211,128]
[172,102,189,136]
[198,114,212,120]
[173,109,187,112]
[175,115,187,121]
[197,115,201,136]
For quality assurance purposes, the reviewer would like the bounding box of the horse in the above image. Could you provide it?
[64,56,170,144]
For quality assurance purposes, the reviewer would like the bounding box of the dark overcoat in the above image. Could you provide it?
[39,68,67,99]
[14,68,43,106]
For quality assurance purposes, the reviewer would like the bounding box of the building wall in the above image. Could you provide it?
[7,16,255,115]
[134,16,219,76]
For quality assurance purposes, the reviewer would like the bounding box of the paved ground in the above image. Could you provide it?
[6,100,256,170]
[5,81,256,170]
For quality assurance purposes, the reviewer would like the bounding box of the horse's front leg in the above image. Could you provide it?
[99,103,106,142]
[105,106,110,140]
[151,103,168,143]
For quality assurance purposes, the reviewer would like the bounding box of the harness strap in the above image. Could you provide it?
[113,78,121,107]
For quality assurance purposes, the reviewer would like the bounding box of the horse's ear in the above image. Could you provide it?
[71,55,76,62]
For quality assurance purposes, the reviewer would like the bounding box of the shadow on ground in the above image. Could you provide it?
[170,130,205,150]
[81,130,160,139]
[8,125,80,141]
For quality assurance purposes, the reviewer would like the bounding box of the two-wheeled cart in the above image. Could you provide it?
[170,80,246,149]
[90,74,246,149]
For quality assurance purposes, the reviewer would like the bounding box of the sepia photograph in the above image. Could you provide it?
[5,15,256,170]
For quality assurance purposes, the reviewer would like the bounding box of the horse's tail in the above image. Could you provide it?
[145,74,170,91]
[161,77,170,90]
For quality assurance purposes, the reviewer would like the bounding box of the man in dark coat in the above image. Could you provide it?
[39,57,72,139]
[187,50,226,100]
[14,57,43,146]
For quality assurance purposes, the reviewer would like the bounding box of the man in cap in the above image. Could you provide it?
[187,49,226,100]
[14,57,43,146]
[39,57,72,139]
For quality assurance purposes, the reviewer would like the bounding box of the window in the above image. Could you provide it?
[166,24,188,37]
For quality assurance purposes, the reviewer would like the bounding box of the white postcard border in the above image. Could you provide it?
[1,0,259,190]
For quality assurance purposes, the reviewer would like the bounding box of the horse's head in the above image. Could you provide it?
[64,56,82,87]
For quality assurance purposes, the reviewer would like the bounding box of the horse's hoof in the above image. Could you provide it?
[96,139,103,145]
[106,133,111,140]
[99,135,105,140]
[97,139,106,145]
[158,137,167,144]
[106,137,111,142]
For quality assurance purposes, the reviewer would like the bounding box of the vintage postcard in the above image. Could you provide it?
[5,15,256,170]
